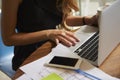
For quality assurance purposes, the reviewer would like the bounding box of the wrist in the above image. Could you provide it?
[82,17,86,25]
[46,30,51,40]
[83,16,93,26]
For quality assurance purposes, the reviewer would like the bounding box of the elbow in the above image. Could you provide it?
[2,37,14,46]
[1,32,17,46]
[2,40,13,46]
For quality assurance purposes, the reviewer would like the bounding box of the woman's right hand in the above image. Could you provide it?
[47,29,79,47]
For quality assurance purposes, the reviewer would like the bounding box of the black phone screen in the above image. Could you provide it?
[49,56,79,67]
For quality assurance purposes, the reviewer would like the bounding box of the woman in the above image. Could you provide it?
[1,0,98,70]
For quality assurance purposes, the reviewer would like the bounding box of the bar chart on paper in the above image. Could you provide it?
[27,66,92,80]
[18,55,98,80]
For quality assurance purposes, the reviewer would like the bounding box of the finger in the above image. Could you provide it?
[57,35,73,47]
[62,34,77,46]
[64,31,80,42]
[58,31,76,46]
[55,38,59,45]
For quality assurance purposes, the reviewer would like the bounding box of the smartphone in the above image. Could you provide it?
[44,56,82,69]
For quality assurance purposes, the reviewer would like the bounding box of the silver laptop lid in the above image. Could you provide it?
[98,0,120,65]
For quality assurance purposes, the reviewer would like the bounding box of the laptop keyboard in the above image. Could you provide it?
[74,31,99,62]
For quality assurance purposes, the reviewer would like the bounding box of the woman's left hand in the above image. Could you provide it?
[90,14,99,27]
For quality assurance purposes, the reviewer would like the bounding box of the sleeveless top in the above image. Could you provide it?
[12,0,63,70]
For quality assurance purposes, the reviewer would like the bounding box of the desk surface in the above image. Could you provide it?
[12,41,120,79]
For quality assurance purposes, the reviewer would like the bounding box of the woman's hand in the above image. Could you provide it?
[90,14,99,27]
[47,29,79,47]
[82,13,99,27]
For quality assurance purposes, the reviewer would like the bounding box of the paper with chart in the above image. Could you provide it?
[19,44,119,80]
[19,53,93,80]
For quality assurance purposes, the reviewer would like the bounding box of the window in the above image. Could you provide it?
[76,0,117,16]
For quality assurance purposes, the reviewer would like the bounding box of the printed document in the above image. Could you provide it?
[17,44,120,80]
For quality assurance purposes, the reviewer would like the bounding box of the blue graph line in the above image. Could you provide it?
[75,69,101,80]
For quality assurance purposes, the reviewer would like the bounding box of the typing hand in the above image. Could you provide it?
[47,29,79,47]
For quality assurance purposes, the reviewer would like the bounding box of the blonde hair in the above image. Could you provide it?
[62,0,79,20]
[57,0,79,31]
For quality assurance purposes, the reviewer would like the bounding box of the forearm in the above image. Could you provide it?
[2,30,49,46]
[66,15,98,27]
[66,16,83,26]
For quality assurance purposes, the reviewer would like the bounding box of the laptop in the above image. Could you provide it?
[68,0,120,66]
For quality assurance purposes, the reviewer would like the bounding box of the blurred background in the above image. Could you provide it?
[0,0,15,78]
